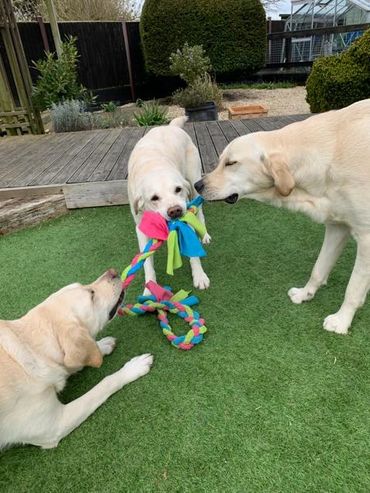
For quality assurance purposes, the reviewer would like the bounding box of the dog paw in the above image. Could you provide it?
[193,271,210,290]
[323,313,350,335]
[121,353,154,383]
[202,233,212,245]
[97,336,117,355]
[288,287,314,304]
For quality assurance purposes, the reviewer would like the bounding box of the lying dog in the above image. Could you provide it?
[128,116,210,292]
[0,269,153,449]
[195,99,370,335]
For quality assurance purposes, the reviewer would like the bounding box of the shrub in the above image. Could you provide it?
[134,101,169,126]
[32,37,87,111]
[51,99,130,132]
[306,29,370,112]
[169,43,211,85]
[51,100,92,133]
[101,101,118,113]
[140,0,266,77]
[172,74,223,109]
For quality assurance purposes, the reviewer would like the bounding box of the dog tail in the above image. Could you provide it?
[169,116,188,128]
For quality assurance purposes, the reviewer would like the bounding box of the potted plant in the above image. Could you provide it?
[169,43,222,122]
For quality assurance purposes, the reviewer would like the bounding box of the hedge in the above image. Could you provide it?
[140,0,266,77]
[306,29,370,113]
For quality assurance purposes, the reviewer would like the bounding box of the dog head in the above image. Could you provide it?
[31,269,124,369]
[132,168,191,220]
[194,134,295,203]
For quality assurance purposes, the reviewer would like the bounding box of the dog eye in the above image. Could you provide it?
[175,187,182,193]
[90,290,95,300]
[151,195,159,201]
[225,161,237,167]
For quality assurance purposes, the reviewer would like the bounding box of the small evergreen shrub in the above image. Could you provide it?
[51,100,92,133]
[172,74,223,109]
[134,101,169,126]
[306,29,370,112]
[32,37,87,111]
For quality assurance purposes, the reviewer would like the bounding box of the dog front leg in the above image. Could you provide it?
[324,234,370,335]
[39,354,153,449]
[288,223,350,304]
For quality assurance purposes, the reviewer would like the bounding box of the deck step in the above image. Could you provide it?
[0,195,67,235]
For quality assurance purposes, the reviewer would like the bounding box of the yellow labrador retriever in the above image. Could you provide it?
[0,269,153,449]
[195,99,370,335]
[128,116,211,293]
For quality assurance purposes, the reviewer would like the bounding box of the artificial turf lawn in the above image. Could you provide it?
[0,201,369,493]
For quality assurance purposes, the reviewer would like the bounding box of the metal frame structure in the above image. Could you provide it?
[280,0,370,62]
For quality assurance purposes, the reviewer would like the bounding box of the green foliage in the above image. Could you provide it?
[221,81,297,90]
[141,0,266,76]
[134,101,169,126]
[101,101,118,113]
[306,30,370,112]
[32,37,87,111]
[172,74,223,109]
[51,99,129,133]
[170,43,211,85]
[51,100,92,133]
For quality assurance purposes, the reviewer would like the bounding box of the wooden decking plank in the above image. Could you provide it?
[0,136,50,179]
[1,133,74,187]
[255,117,285,131]
[51,130,110,184]
[206,121,228,156]
[240,119,264,133]
[107,127,146,181]
[30,131,102,185]
[228,120,252,136]
[67,129,122,183]
[194,122,218,173]
[217,120,239,142]
[184,123,197,145]
[6,133,79,187]
[0,135,34,161]
[88,129,130,182]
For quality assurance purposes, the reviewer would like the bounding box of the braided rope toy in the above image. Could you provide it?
[117,197,208,350]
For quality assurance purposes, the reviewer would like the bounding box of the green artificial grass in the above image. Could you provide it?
[0,202,369,493]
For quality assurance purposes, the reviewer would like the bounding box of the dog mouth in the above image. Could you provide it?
[109,289,125,320]
[224,193,239,204]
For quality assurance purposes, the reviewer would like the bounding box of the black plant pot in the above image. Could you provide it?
[185,101,218,122]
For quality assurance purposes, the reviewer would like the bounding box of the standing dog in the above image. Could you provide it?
[195,99,370,334]
[128,117,210,292]
[0,269,153,449]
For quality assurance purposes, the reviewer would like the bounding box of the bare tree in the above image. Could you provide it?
[13,0,144,22]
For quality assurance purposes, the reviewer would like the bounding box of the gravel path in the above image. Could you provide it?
[167,86,310,120]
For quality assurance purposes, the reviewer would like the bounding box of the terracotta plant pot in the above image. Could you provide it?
[228,104,268,120]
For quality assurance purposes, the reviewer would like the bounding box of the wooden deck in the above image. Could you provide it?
[0,115,310,209]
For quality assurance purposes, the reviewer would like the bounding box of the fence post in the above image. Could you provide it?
[44,0,62,57]
[285,37,292,63]
[121,21,136,102]
[36,15,50,52]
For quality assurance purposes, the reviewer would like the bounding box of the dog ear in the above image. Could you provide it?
[133,194,144,215]
[58,322,102,369]
[263,153,295,197]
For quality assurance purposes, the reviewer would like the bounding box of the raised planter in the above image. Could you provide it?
[185,101,218,122]
[228,104,268,120]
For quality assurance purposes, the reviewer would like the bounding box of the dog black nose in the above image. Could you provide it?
[167,206,183,219]
[194,179,204,194]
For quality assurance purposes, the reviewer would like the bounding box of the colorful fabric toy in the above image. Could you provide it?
[118,197,208,350]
